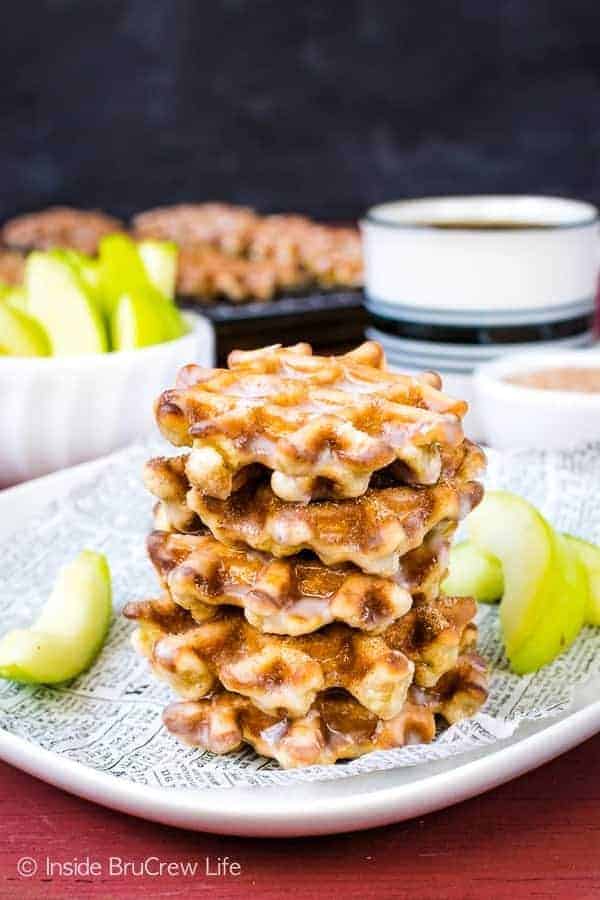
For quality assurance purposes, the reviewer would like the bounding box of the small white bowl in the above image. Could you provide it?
[473,347,600,450]
[0,312,215,486]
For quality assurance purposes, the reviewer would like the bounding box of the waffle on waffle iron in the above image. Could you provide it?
[146,522,455,636]
[153,341,469,500]
[124,593,477,720]
[162,653,488,768]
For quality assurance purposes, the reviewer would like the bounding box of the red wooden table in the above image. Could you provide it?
[1,732,599,899]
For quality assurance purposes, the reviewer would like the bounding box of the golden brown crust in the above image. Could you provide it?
[162,652,488,767]
[2,206,123,254]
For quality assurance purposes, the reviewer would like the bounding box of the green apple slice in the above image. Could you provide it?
[100,234,187,342]
[442,540,504,602]
[2,286,28,312]
[467,491,587,673]
[564,535,600,626]
[138,239,178,300]
[25,251,109,355]
[468,491,555,658]
[0,550,112,684]
[62,249,102,298]
[508,533,587,673]
[99,234,148,314]
[111,291,168,350]
[0,302,50,356]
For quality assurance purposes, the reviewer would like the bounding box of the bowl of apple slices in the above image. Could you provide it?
[0,234,214,486]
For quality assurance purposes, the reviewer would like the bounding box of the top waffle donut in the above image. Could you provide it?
[154,341,468,501]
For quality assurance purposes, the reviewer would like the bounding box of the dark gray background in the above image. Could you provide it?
[2,0,599,221]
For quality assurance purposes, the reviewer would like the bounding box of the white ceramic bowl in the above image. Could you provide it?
[0,312,215,486]
[473,347,600,450]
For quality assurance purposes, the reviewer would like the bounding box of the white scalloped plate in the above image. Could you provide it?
[1,456,599,837]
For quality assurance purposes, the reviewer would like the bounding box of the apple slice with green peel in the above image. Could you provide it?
[0,302,50,356]
[507,533,587,673]
[564,535,600,626]
[442,540,504,602]
[111,291,168,350]
[468,491,588,673]
[99,233,149,312]
[25,251,109,355]
[61,249,102,298]
[138,239,178,300]
[100,234,187,342]
[447,532,600,627]
[468,491,554,658]
[0,550,112,684]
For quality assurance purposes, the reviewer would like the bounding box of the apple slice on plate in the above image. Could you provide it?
[442,541,504,602]
[0,550,112,684]
[467,491,587,673]
[564,535,600,626]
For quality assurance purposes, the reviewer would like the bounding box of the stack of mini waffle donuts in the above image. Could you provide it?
[124,341,489,768]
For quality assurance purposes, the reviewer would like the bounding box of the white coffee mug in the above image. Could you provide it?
[361,195,599,323]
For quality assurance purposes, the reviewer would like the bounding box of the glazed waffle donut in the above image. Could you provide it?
[123,594,476,719]
[247,215,363,288]
[132,205,363,294]
[175,245,287,303]
[2,206,124,254]
[153,474,482,577]
[124,597,414,719]
[184,451,483,576]
[154,341,470,500]
[146,524,454,636]
[0,249,25,286]
[132,203,260,257]
[162,653,489,768]
[144,431,478,511]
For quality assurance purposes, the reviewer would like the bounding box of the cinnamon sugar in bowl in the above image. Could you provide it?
[505,367,600,393]
[473,349,600,449]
